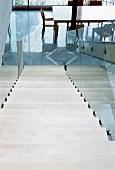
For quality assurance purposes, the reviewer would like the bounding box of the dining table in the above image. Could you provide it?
[52,6,115,42]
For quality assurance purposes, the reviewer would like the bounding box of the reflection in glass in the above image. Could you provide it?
[92,24,114,41]
[13,0,68,6]
[13,0,28,5]
[69,20,115,140]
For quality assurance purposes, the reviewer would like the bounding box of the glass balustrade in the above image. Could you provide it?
[0,19,24,108]
[67,20,115,140]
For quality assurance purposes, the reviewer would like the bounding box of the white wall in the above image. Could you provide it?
[0,0,12,67]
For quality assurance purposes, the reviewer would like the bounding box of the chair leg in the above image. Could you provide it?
[67,22,69,31]
[56,25,58,37]
[56,25,59,39]
[42,24,45,38]
[54,25,59,43]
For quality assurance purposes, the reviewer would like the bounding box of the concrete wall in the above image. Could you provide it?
[0,0,12,67]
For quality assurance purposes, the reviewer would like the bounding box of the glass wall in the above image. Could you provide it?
[12,0,115,9]
[29,0,67,5]
[12,0,28,5]
[12,0,68,9]
[102,0,115,5]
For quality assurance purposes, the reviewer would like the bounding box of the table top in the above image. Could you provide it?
[52,6,115,22]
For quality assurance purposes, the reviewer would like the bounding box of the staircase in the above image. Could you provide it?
[0,66,115,170]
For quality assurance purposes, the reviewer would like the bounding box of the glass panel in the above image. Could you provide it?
[0,65,18,107]
[12,0,28,5]
[29,0,68,5]
[102,0,115,5]
[67,20,115,141]
[13,0,68,6]
[0,22,19,107]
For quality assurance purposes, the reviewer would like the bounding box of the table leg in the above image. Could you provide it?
[54,21,58,43]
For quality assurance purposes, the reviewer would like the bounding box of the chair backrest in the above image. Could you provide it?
[40,8,45,24]
[68,0,84,6]
[89,0,102,6]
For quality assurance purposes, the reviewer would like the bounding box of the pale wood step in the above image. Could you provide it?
[10,88,78,94]
[1,123,104,132]
[1,154,115,164]
[0,135,108,143]
[0,163,115,170]
[0,66,18,76]
[0,98,5,104]
[0,117,100,128]
[20,73,68,76]
[23,66,64,68]
[73,82,112,88]
[0,137,109,145]
[0,114,98,122]
[2,141,115,157]
[0,127,107,141]
[78,87,114,92]
[0,88,9,95]
[88,100,115,105]
[68,73,108,77]
[68,70,107,75]
[1,140,115,147]
[6,94,84,102]
[67,66,105,69]
[18,79,70,83]
[20,74,69,77]
[0,76,17,80]
[1,143,115,157]
[0,108,94,118]
[3,103,89,110]
[84,96,114,102]
[67,68,106,72]
[81,91,114,98]
[71,79,110,83]
[15,83,75,88]
[69,77,110,81]
[19,75,69,78]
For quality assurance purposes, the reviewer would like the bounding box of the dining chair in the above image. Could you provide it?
[92,24,114,41]
[40,8,58,39]
[89,0,102,6]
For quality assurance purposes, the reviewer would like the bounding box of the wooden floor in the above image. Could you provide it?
[0,66,115,170]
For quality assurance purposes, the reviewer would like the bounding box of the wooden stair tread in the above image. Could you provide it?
[0,164,115,170]
[0,108,94,118]
[3,103,90,110]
